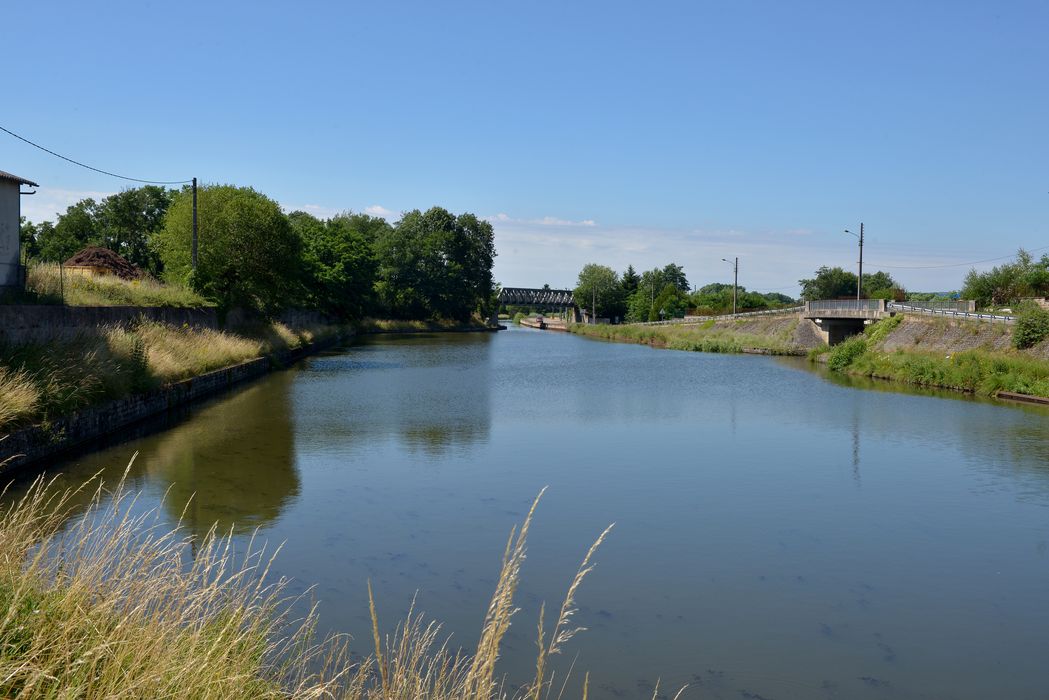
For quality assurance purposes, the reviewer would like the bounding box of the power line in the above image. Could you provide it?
[867,244,1049,270]
[0,124,192,185]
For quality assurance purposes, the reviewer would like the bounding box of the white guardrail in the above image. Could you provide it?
[630,306,805,326]
[887,303,1015,324]
[630,302,1015,326]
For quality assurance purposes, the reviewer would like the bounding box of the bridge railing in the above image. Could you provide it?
[630,306,803,326]
[887,302,1015,323]
[895,300,975,312]
[805,299,885,313]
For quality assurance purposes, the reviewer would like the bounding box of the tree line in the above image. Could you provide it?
[568,262,917,322]
[19,184,496,321]
[572,263,797,322]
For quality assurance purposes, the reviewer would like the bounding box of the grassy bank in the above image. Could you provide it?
[0,320,339,432]
[0,475,630,699]
[569,316,810,355]
[817,315,1049,398]
[23,263,210,307]
[356,317,497,333]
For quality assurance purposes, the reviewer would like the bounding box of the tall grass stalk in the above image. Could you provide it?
[0,471,644,698]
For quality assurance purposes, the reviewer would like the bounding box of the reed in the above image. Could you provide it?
[0,471,658,699]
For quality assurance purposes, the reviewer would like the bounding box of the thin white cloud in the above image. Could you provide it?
[490,218,981,295]
[488,213,597,227]
[283,203,344,219]
[364,205,399,220]
[20,188,114,223]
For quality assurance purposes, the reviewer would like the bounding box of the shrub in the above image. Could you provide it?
[827,335,868,371]
[1013,304,1049,349]
[864,314,903,344]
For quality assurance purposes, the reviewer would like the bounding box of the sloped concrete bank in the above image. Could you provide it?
[0,332,351,476]
[816,315,1049,402]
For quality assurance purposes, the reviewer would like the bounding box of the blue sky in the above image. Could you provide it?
[2,1,1046,295]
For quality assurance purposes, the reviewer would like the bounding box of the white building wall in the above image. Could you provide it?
[0,181,20,287]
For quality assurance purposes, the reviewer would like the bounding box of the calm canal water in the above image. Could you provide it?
[32,326,1049,699]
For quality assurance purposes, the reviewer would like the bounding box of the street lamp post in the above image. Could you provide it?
[845,223,864,300]
[722,257,738,315]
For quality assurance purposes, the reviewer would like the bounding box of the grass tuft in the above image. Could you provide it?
[0,473,629,698]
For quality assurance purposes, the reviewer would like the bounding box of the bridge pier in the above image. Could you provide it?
[812,318,867,345]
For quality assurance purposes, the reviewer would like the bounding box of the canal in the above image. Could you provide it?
[29,326,1049,698]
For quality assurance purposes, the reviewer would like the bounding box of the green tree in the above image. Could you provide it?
[661,263,690,292]
[18,216,43,260]
[158,184,302,314]
[962,249,1049,307]
[373,207,495,321]
[574,263,620,319]
[799,266,858,300]
[651,283,689,320]
[800,266,899,301]
[42,199,99,262]
[862,270,899,299]
[621,265,640,294]
[291,211,381,319]
[29,186,174,274]
[93,186,173,275]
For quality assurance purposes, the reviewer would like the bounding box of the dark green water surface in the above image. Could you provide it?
[35,327,1049,699]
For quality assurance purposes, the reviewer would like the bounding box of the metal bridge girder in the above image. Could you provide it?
[498,287,576,307]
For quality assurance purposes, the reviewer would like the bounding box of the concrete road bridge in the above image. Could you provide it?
[803,299,894,344]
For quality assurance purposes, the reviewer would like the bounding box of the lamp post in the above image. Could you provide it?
[722,257,738,315]
[845,223,864,300]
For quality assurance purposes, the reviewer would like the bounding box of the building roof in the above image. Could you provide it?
[0,169,39,187]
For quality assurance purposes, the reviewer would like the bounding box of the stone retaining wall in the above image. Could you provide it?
[0,305,219,344]
[0,306,332,345]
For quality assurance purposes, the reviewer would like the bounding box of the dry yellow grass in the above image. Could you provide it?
[128,322,263,382]
[0,320,345,432]
[0,368,39,427]
[25,263,209,307]
[0,472,676,699]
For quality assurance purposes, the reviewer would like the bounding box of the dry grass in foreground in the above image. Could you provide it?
[0,472,680,699]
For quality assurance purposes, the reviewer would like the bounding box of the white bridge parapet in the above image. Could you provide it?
[804,299,890,320]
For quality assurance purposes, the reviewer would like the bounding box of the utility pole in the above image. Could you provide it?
[592,284,596,325]
[191,177,198,272]
[845,223,864,300]
[858,222,864,300]
[722,257,738,315]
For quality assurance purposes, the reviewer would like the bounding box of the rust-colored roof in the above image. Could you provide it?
[0,169,39,187]
[63,247,141,280]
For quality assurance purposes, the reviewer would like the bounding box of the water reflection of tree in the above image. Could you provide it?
[0,372,300,541]
[296,334,493,456]
[396,360,491,455]
[144,373,300,537]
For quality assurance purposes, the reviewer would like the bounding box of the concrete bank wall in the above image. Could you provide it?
[0,334,347,476]
[0,305,219,344]
[0,305,332,345]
